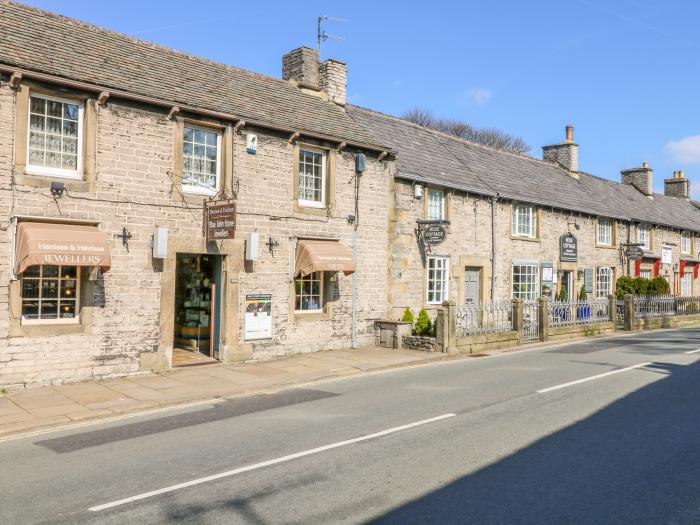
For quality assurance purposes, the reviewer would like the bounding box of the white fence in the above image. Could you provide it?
[548,299,611,327]
[456,302,513,336]
[634,295,700,319]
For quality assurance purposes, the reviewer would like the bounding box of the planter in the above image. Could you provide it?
[577,305,591,320]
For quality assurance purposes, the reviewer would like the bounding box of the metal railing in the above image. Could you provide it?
[616,299,625,329]
[548,299,611,327]
[674,296,700,316]
[456,301,513,336]
[633,295,676,319]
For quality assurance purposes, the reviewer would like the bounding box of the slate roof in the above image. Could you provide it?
[347,105,700,232]
[0,1,386,151]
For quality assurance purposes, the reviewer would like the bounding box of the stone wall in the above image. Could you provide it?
[402,335,436,352]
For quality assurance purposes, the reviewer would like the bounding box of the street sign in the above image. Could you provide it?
[625,246,643,260]
[559,233,578,262]
[205,200,236,241]
[423,224,447,246]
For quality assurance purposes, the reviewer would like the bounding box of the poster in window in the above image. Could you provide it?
[541,263,554,299]
[244,293,272,340]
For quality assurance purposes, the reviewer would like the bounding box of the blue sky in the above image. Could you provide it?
[26,0,700,196]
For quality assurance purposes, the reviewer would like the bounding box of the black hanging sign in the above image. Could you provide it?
[560,233,578,262]
[423,224,447,246]
[625,246,644,260]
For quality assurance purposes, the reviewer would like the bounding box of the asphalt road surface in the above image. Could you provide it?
[2,327,700,524]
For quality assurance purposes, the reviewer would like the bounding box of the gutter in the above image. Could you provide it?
[0,64,394,155]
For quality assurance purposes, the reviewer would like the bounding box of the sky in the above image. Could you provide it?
[24,0,700,196]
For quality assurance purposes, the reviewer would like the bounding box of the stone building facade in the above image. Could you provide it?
[0,2,392,389]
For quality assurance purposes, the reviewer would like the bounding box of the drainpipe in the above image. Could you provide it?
[626,222,631,276]
[491,195,498,301]
[351,224,357,349]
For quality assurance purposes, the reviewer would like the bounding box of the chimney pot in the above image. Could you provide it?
[566,124,574,142]
[542,124,578,174]
[642,161,649,168]
[679,169,685,178]
[664,168,690,198]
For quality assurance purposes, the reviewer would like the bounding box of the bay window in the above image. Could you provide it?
[512,264,538,301]
[512,203,536,238]
[183,125,221,195]
[597,218,613,246]
[21,265,79,323]
[27,94,83,179]
[427,256,449,304]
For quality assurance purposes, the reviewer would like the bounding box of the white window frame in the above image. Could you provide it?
[596,267,613,298]
[426,256,449,304]
[597,218,613,246]
[512,264,538,301]
[512,203,536,238]
[295,271,324,312]
[639,270,651,279]
[298,146,327,209]
[26,93,84,180]
[681,272,693,297]
[427,189,445,221]
[182,125,222,196]
[20,265,81,325]
[681,231,691,255]
[637,224,650,250]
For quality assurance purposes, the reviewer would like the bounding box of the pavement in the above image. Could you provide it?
[2,327,700,523]
[0,346,450,439]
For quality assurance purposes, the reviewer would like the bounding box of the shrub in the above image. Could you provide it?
[616,275,670,298]
[649,276,670,295]
[401,307,414,325]
[578,285,588,301]
[415,308,432,336]
[557,286,568,302]
[615,276,636,299]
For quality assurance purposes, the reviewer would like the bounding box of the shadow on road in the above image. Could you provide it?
[372,359,700,524]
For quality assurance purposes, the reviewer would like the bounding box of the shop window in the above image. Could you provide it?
[637,224,650,250]
[512,203,536,238]
[183,125,221,195]
[427,256,449,304]
[512,264,538,301]
[596,267,613,298]
[298,147,326,208]
[295,271,324,311]
[20,265,79,323]
[428,189,445,220]
[681,231,691,254]
[597,218,613,246]
[27,94,83,179]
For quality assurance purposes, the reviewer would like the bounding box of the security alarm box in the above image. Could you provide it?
[153,226,168,258]
[246,232,259,261]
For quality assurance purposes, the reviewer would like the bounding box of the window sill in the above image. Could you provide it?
[510,234,539,242]
[291,308,331,322]
[595,243,616,249]
[293,201,329,217]
[11,320,86,337]
[25,166,82,180]
[21,318,80,326]
[14,169,92,192]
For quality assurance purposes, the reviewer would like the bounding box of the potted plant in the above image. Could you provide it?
[577,285,590,320]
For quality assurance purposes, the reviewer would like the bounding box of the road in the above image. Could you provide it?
[2,327,700,524]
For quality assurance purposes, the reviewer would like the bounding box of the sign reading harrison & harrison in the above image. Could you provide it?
[205,201,236,242]
[560,233,578,262]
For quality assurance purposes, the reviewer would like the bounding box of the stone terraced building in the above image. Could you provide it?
[0,1,699,389]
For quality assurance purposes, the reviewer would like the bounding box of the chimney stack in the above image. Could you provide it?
[621,161,654,198]
[283,47,347,106]
[664,169,690,199]
[542,124,578,175]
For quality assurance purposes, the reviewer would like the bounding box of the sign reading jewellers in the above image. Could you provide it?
[560,233,578,262]
[205,200,237,242]
[423,224,447,246]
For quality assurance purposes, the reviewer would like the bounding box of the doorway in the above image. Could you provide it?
[560,270,573,300]
[464,267,481,304]
[173,253,223,365]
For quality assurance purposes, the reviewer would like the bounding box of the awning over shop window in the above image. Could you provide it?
[15,222,111,274]
[295,239,355,277]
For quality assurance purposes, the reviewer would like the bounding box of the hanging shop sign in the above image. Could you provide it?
[244,293,272,340]
[662,244,673,265]
[559,233,578,262]
[204,200,237,242]
[624,246,643,260]
[423,224,447,246]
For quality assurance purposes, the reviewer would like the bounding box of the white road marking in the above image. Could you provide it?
[88,413,456,512]
[685,348,700,354]
[537,362,652,394]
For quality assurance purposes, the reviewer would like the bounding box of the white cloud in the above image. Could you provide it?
[664,134,700,164]
[460,88,493,107]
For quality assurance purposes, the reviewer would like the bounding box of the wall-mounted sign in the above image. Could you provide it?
[205,201,236,241]
[559,233,578,262]
[423,224,447,246]
[246,133,258,154]
[625,246,643,260]
[541,263,554,299]
[244,293,272,340]
[662,244,673,265]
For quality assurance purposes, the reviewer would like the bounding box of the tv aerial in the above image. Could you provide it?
[317,15,347,53]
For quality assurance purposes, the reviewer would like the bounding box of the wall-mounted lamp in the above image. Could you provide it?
[50,181,65,198]
[567,221,580,231]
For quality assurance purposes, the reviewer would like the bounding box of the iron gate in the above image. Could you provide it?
[521,301,539,343]
[615,299,625,329]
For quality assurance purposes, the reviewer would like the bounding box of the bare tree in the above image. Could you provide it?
[402,107,530,155]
